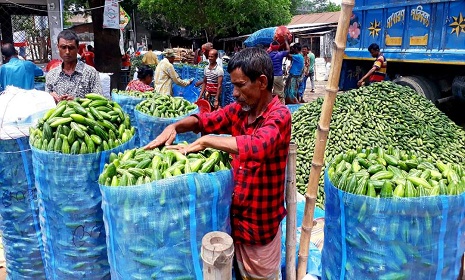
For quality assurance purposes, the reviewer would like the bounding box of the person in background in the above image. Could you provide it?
[298,45,315,96]
[46,30,103,102]
[199,49,223,110]
[153,49,192,95]
[201,42,223,68]
[0,43,43,91]
[81,45,95,67]
[126,65,154,92]
[284,43,304,104]
[122,51,131,70]
[195,42,223,87]
[357,43,387,87]
[268,39,290,104]
[145,47,290,280]
[142,44,159,67]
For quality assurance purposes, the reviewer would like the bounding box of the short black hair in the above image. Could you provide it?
[87,45,93,51]
[1,43,17,58]
[137,65,154,79]
[368,43,380,52]
[302,45,309,50]
[227,47,273,91]
[292,43,302,52]
[147,44,153,50]
[271,41,279,46]
[57,29,79,47]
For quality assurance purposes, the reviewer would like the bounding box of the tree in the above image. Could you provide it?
[138,0,292,42]
[295,0,341,14]
[64,0,135,89]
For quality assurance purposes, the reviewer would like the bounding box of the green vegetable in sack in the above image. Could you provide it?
[29,94,135,154]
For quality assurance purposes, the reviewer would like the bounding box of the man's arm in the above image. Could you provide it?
[145,116,201,149]
[89,69,104,95]
[199,76,207,99]
[33,64,44,77]
[358,66,378,86]
[283,39,290,52]
[167,65,190,87]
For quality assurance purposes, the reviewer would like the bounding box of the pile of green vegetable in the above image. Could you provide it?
[30,94,134,154]
[136,95,197,118]
[292,82,465,208]
[112,89,156,99]
[328,147,465,197]
[99,146,231,186]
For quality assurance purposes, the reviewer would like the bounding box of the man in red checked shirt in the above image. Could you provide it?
[145,47,291,279]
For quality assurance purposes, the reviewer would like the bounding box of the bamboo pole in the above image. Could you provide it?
[296,1,355,279]
[286,143,297,280]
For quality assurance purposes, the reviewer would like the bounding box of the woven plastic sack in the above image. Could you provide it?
[281,202,325,278]
[0,137,46,279]
[287,104,304,114]
[111,93,144,145]
[172,83,201,103]
[220,67,235,107]
[135,107,200,145]
[244,27,277,47]
[31,136,135,280]
[321,171,465,280]
[100,170,233,279]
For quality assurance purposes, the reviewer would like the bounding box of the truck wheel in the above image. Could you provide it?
[413,76,441,103]
[393,76,431,100]
[452,76,465,102]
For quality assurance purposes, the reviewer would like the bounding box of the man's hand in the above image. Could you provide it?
[205,92,210,99]
[144,125,177,150]
[61,94,74,101]
[213,99,219,109]
[195,80,203,87]
[357,80,365,87]
[167,137,208,154]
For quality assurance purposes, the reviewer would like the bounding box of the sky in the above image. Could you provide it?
[331,0,342,4]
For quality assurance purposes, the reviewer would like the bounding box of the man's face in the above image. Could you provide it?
[57,38,78,63]
[369,49,379,58]
[231,68,264,112]
[208,51,217,64]
[302,47,308,56]
[167,56,175,64]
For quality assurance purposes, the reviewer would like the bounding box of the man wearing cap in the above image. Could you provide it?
[153,49,192,95]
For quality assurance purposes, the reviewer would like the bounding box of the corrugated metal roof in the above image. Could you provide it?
[289,11,340,25]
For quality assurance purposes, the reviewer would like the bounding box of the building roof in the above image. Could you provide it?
[289,11,340,25]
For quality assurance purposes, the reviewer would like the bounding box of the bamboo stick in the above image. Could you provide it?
[286,143,297,280]
[296,1,355,279]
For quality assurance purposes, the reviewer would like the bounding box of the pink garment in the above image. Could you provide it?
[235,226,282,280]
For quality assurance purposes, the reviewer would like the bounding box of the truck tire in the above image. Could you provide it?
[414,76,441,103]
[393,76,431,100]
[452,76,465,102]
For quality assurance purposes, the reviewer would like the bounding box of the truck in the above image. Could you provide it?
[340,0,465,110]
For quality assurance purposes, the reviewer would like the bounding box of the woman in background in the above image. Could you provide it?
[126,65,154,92]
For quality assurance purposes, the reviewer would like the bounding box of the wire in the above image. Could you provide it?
[3,0,126,13]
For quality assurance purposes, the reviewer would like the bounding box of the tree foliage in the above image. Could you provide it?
[138,0,292,41]
[295,0,341,14]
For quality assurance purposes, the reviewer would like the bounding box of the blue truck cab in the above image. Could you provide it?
[340,0,465,103]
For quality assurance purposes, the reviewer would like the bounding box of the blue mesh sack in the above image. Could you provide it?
[135,107,200,145]
[111,93,145,146]
[31,136,135,279]
[172,83,201,103]
[174,65,184,78]
[287,104,304,114]
[244,27,277,47]
[0,137,46,279]
[100,170,233,279]
[322,171,465,280]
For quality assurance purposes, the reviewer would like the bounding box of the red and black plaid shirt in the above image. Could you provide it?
[194,95,291,245]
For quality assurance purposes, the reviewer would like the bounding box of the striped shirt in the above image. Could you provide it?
[153,58,190,95]
[370,54,387,82]
[204,64,224,93]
